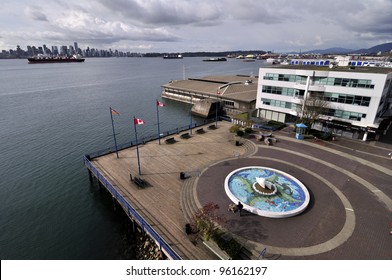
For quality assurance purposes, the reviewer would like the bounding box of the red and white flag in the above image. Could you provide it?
[156,100,166,107]
[110,107,120,115]
[134,117,145,125]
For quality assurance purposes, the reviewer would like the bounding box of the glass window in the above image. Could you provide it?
[345,96,354,104]
[362,97,370,106]
[338,95,345,103]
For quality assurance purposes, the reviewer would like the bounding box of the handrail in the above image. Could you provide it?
[83,155,182,260]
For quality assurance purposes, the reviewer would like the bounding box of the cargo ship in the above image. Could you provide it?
[202,57,227,62]
[27,55,85,64]
[163,54,183,59]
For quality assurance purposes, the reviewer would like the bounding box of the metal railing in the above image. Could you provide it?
[83,155,182,260]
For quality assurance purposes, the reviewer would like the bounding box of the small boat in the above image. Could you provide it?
[27,54,85,64]
[202,57,227,62]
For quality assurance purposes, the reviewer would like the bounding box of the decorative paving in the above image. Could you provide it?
[225,166,310,218]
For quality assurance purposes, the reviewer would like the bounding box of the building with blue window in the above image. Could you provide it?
[256,65,392,140]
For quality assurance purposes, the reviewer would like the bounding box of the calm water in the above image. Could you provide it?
[0,57,262,259]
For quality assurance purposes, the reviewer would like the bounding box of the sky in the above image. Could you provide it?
[1,0,392,53]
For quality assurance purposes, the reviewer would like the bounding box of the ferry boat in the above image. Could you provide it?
[27,55,85,64]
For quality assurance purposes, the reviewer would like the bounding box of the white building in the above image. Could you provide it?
[256,65,392,140]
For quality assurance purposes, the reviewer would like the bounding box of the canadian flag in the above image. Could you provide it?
[156,100,166,107]
[134,117,145,125]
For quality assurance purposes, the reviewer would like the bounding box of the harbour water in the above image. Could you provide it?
[0,57,263,259]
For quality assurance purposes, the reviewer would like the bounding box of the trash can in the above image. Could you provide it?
[235,140,240,146]
[180,172,186,180]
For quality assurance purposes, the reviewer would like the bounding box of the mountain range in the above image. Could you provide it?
[303,42,392,55]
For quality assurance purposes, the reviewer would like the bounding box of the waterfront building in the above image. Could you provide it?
[161,75,257,118]
[256,65,392,140]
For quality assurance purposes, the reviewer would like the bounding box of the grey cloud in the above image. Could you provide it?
[24,6,49,22]
[97,0,222,26]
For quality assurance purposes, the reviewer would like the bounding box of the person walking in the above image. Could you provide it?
[237,201,243,217]
[389,152,392,159]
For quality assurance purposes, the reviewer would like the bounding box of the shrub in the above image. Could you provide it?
[244,127,253,134]
[267,120,286,130]
[191,203,225,241]
[236,130,245,137]
[229,125,241,133]
[212,231,242,259]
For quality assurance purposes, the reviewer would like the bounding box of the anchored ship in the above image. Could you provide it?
[163,54,183,59]
[27,55,85,64]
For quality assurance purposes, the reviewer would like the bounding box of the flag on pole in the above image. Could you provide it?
[134,117,145,125]
[156,100,166,107]
[111,108,120,115]
[109,107,120,158]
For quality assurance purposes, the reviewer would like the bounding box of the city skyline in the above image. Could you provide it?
[1,0,392,53]
[1,42,140,58]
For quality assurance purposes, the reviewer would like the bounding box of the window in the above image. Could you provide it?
[224,101,235,107]
[326,109,366,121]
[321,92,371,106]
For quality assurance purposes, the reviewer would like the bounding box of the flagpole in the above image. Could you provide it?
[216,89,219,128]
[110,107,119,158]
[133,116,142,176]
[189,95,193,135]
[156,100,161,145]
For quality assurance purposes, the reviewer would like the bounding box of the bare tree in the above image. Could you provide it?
[297,92,330,128]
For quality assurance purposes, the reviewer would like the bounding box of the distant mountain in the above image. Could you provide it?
[354,42,392,54]
[302,47,354,55]
[301,42,392,55]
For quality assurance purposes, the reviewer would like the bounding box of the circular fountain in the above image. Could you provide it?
[224,166,310,218]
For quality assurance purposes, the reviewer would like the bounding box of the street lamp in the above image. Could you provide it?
[216,89,220,127]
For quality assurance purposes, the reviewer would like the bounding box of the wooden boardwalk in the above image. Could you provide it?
[89,121,254,259]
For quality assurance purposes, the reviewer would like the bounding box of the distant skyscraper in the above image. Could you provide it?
[74,42,78,54]
[52,46,59,56]
[60,46,68,56]
[69,45,75,55]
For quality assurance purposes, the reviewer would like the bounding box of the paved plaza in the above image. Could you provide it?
[196,127,392,259]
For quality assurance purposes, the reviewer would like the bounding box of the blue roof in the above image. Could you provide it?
[296,123,307,128]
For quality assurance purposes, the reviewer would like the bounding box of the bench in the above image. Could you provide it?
[208,124,217,130]
[180,132,191,139]
[165,137,176,144]
[134,176,147,188]
[196,128,205,134]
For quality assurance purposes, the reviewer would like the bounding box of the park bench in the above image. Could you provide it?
[134,176,147,188]
[208,124,217,130]
[196,128,205,134]
[180,132,191,139]
[165,137,177,144]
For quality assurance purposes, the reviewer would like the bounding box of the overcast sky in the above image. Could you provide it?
[1,0,392,53]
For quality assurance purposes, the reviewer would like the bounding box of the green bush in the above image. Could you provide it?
[229,125,241,133]
[244,127,253,134]
[212,231,242,259]
[267,120,286,130]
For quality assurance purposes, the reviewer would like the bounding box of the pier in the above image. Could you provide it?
[83,121,255,259]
